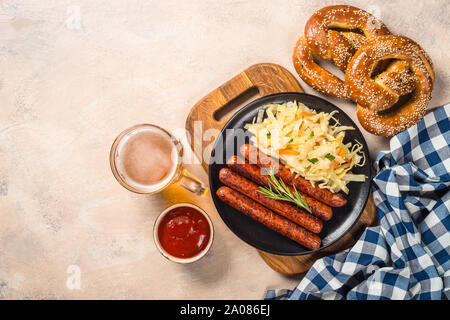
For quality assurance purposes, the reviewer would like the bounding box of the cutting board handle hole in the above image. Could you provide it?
[213,87,260,122]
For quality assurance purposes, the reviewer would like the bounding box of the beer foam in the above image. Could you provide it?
[115,126,179,193]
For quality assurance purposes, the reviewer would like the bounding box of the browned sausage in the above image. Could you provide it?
[240,144,347,207]
[227,155,333,221]
[216,186,321,250]
[219,167,322,233]
[227,155,269,186]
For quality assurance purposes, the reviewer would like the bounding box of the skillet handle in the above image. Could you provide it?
[185,63,303,172]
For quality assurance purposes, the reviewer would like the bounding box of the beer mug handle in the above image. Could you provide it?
[176,168,208,196]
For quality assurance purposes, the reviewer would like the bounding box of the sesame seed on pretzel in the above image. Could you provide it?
[347,35,434,136]
[293,5,390,99]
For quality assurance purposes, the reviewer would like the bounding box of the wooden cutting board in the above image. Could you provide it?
[185,63,378,275]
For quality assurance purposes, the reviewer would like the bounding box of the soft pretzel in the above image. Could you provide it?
[346,35,434,136]
[293,5,390,99]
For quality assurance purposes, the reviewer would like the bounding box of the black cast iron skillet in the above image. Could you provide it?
[209,92,371,255]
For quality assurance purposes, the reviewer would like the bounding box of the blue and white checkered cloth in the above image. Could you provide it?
[266,104,450,300]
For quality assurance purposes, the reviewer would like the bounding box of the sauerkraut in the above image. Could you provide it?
[244,101,366,194]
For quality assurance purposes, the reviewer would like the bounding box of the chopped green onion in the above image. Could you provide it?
[266,131,271,137]
[308,158,319,164]
[307,131,314,140]
[288,138,294,143]
[325,153,335,161]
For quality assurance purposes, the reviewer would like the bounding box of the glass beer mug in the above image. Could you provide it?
[110,124,207,196]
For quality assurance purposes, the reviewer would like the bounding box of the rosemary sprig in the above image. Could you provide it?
[258,169,311,213]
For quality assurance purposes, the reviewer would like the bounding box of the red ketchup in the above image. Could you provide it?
[158,206,211,259]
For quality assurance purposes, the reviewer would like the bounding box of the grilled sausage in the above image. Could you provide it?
[219,167,322,233]
[240,144,347,207]
[227,155,269,186]
[227,155,333,221]
[216,186,321,250]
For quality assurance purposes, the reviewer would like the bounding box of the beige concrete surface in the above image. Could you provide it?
[0,0,448,299]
